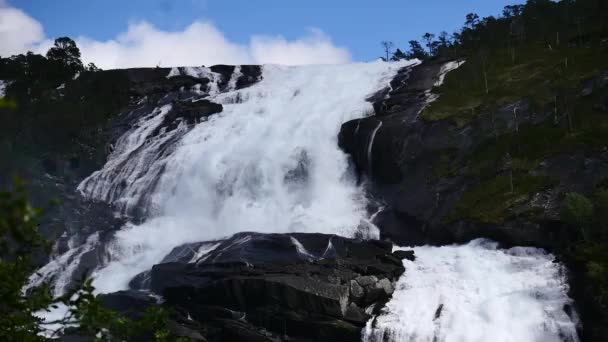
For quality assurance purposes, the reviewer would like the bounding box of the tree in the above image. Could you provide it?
[503,4,523,18]
[422,33,436,56]
[561,192,594,240]
[46,37,84,76]
[465,13,480,29]
[0,180,180,341]
[381,41,394,62]
[0,179,50,341]
[86,63,101,72]
[406,40,427,60]
[438,31,450,48]
[391,48,407,61]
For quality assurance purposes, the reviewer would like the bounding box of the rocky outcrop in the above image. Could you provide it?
[339,59,608,249]
[339,59,608,341]
[116,232,411,342]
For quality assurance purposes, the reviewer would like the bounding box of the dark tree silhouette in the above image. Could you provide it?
[391,48,407,61]
[406,40,427,60]
[46,37,84,76]
[422,33,436,55]
[465,13,480,29]
[381,41,394,61]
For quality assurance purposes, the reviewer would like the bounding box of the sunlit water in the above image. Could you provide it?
[30,61,579,341]
[363,239,579,342]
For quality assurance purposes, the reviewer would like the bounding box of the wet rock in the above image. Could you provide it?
[393,250,416,261]
[236,65,263,89]
[349,280,364,299]
[141,232,405,342]
[355,275,378,288]
[344,303,369,323]
[151,100,223,137]
[580,71,608,96]
[375,278,394,295]
[98,290,158,319]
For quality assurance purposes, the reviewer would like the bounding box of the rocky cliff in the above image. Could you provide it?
[101,232,411,341]
[339,57,608,340]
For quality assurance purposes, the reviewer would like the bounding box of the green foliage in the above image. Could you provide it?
[406,40,428,60]
[561,192,594,236]
[0,181,185,341]
[0,179,51,342]
[0,38,131,183]
[596,188,608,231]
[563,189,608,310]
[56,279,178,342]
[449,174,553,224]
[46,37,84,76]
[576,243,608,308]
[422,44,608,124]
[391,48,407,61]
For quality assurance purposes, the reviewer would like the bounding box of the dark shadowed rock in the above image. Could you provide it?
[151,99,223,136]
[135,232,405,341]
[98,290,158,319]
[236,65,263,89]
[338,60,608,252]
[393,250,416,262]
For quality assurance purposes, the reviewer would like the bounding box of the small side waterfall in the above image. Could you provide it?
[367,120,383,179]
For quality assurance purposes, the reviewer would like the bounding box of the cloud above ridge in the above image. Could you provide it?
[0,2,351,68]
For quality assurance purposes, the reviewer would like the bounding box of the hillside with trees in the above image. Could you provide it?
[366,1,607,339]
[1,0,608,340]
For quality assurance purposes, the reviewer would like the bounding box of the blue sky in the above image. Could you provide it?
[3,0,524,68]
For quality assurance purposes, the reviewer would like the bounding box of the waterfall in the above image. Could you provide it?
[32,60,580,342]
[47,61,415,294]
[362,239,579,342]
[367,120,382,178]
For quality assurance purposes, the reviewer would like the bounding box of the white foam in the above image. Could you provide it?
[28,233,100,297]
[167,66,224,94]
[290,236,317,261]
[78,61,415,293]
[434,60,466,87]
[363,239,579,342]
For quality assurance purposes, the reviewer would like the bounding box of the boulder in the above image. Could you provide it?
[393,250,416,262]
[141,232,405,341]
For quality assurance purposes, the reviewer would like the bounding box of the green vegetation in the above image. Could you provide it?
[0,37,131,182]
[396,2,608,322]
[0,179,51,341]
[562,188,608,309]
[562,192,594,236]
[399,0,608,226]
[448,174,553,224]
[0,181,184,341]
[422,45,608,125]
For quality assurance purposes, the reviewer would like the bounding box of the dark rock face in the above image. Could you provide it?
[98,290,158,320]
[339,60,608,249]
[151,100,223,136]
[339,60,608,341]
[125,232,408,342]
[236,65,264,89]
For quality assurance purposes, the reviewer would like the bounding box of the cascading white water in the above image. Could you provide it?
[32,60,580,341]
[72,61,415,293]
[363,239,579,342]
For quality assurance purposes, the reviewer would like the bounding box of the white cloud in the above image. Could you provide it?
[76,21,250,69]
[0,5,45,57]
[250,28,351,66]
[0,2,351,68]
